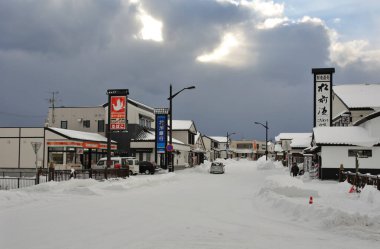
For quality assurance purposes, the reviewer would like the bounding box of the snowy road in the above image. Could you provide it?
[1,159,379,249]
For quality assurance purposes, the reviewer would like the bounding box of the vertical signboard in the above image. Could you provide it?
[110,95,127,131]
[106,89,129,168]
[156,114,167,154]
[312,68,335,127]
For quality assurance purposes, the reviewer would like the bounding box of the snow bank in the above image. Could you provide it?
[256,156,283,170]
[257,173,380,240]
[0,173,177,209]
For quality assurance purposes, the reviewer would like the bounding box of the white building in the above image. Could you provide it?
[332,84,380,126]
[209,136,228,159]
[130,130,191,169]
[312,125,380,179]
[131,120,204,169]
[202,136,219,161]
[0,127,116,170]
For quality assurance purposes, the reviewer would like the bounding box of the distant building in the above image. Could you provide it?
[229,140,254,159]
[202,135,219,161]
[209,136,228,159]
[275,133,312,166]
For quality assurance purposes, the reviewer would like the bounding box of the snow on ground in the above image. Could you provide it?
[1,159,379,249]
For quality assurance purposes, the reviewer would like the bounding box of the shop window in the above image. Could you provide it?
[146,153,151,162]
[139,153,143,161]
[61,121,68,129]
[98,120,105,132]
[51,152,63,164]
[83,120,90,128]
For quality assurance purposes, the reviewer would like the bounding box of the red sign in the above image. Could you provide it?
[110,96,127,130]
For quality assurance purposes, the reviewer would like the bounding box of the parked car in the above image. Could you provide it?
[124,157,140,175]
[93,157,129,170]
[210,162,225,174]
[139,161,156,174]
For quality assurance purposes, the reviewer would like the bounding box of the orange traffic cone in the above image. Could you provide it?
[309,196,313,204]
[349,185,355,193]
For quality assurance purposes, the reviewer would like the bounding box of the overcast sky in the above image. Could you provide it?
[1,0,380,140]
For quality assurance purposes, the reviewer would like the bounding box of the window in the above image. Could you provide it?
[146,153,151,162]
[139,153,143,161]
[98,120,105,132]
[188,133,195,145]
[61,121,68,129]
[348,149,372,158]
[83,120,90,128]
[139,115,153,129]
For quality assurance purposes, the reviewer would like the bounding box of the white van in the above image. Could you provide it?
[93,157,129,170]
[123,157,139,175]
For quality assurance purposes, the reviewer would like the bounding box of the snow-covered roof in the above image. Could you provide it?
[274,144,283,152]
[209,136,228,143]
[133,130,185,145]
[275,133,311,142]
[48,127,113,143]
[313,127,380,147]
[172,120,194,130]
[290,134,312,148]
[333,84,380,109]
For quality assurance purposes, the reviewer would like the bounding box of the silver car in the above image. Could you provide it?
[210,162,225,174]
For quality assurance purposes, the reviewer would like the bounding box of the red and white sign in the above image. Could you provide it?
[110,96,127,130]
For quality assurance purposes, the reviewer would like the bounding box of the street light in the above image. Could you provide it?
[226,132,236,159]
[168,84,196,172]
[254,121,268,161]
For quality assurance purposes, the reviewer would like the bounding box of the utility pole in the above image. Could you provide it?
[48,91,59,125]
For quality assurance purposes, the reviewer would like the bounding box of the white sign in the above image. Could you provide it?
[315,79,331,127]
[316,74,330,82]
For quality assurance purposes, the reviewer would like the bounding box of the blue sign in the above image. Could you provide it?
[156,114,167,154]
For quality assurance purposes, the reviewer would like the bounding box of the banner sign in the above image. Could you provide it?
[110,96,127,131]
[156,114,167,154]
[312,68,335,127]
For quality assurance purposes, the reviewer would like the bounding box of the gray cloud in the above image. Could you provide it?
[0,0,378,140]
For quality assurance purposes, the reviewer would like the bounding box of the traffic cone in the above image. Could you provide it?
[309,196,313,204]
[349,185,355,193]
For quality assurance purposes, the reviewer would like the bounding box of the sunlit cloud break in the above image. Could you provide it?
[197,33,241,65]
[131,0,163,42]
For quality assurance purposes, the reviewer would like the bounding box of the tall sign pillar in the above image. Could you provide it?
[154,108,169,169]
[106,89,129,168]
[312,68,335,127]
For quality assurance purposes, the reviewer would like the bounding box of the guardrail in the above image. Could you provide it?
[339,170,380,191]
[0,168,129,190]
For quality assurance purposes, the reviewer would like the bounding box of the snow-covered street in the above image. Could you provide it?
[1,159,380,249]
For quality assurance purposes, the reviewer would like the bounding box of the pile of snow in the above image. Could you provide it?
[256,172,380,240]
[256,156,283,170]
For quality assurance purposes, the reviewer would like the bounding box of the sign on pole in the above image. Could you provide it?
[31,142,42,173]
[31,142,42,154]
[312,68,335,127]
[156,114,168,154]
[106,89,129,168]
[110,95,127,131]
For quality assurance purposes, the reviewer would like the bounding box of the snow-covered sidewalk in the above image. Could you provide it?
[1,159,379,249]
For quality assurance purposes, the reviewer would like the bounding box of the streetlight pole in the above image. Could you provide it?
[254,121,268,161]
[168,84,196,172]
[226,132,236,159]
